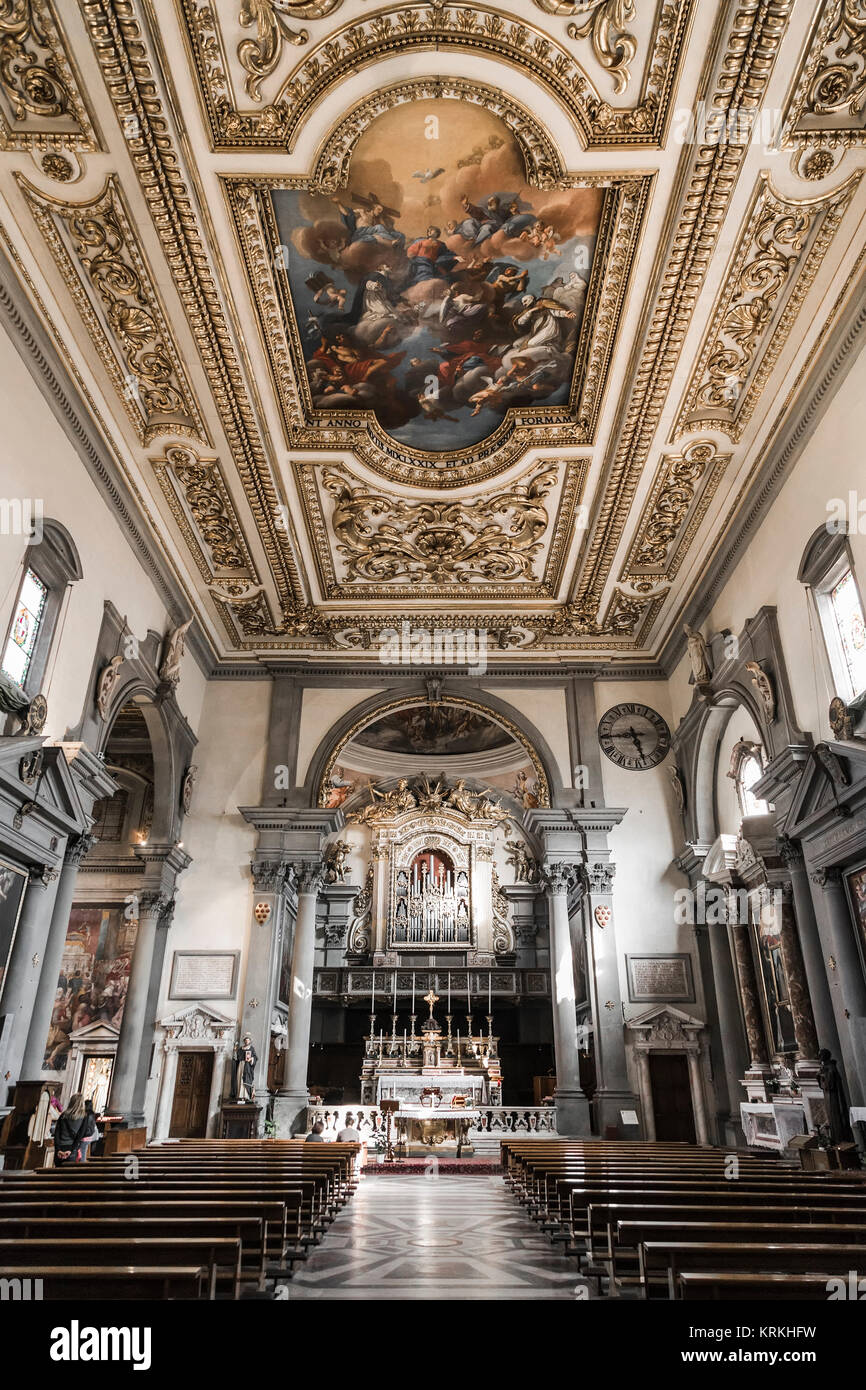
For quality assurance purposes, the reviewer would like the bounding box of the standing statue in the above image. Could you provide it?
[668,762,686,818]
[181,764,198,816]
[96,655,124,721]
[818,1048,853,1145]
[683,624,712,685]
[324,839,350,883]
[233,1033,258,1104]
[159,618,193,687]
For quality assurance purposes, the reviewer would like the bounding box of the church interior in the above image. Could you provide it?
[1,0,866,1332]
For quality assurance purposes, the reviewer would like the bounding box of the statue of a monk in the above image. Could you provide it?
[234,1034,257,1104]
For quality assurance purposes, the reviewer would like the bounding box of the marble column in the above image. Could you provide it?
[705,914,749,1143]
[0,865,61,1104]
[20,834,96,1079]
[687,1049,710,1145]
[108,891,173,1123]
[808,866,866,1106]
[585,861,638,1137]
[241,858,289,1115]
[730,915,770,1069]
[153,1042,179,1141]
[273,862,323,1135]
[546,865,590,1136]
[776,882,819,1062]
[779,838,840,1061]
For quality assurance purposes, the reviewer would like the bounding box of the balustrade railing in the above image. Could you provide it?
[304,1102,558,1139]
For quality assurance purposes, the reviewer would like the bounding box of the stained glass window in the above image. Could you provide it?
[829,567,866,700]
[1,567,47,688]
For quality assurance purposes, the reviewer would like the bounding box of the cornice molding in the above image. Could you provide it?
[0,237,216,678]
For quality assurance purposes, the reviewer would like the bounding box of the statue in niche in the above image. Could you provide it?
[669,762,686,818]
[159,617,193,687]
[684,624,712,686]
[233,1033,257,1104]
[181,764,197,815]
[96,655,124,721]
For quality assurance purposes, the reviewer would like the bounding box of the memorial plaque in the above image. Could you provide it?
[169,951,239,1000]
[626,953,694,1003]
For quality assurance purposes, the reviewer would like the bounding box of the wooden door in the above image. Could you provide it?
[648,1053,696,1143]
[169,1051,213,1138]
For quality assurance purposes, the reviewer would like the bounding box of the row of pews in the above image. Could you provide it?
[501,1138,866,1300]
[0,1138,361,1299]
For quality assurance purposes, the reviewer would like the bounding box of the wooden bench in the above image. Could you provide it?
[0,1264,208,1300]
[677,1270,845,1300]
[0,1235,242,1300]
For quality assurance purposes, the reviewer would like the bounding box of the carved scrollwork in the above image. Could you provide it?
[623,440,730,579]
[152,445,255,579]
[0,0,72,119]
[532,1,637,95]
[19,176,206,444]
[805,0,866,117]
[238,1,344,100]
[321,464,557,587]
[348,862,373,955]
[492,867,515,955]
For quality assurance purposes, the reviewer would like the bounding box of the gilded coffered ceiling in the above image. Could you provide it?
[1,1,865,668]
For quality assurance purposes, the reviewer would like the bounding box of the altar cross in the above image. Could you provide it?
[423,987,439,1017]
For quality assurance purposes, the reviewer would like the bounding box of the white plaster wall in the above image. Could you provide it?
[594,680,705,1021]
[670,349,866,741]
[144,679,271,1124]
[0,326,204,740]
[484,685,571,789]
[295,686,386,785]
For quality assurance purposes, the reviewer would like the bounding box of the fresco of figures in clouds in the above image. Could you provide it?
[272,101,602,453]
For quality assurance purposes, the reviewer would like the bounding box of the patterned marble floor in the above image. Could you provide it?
[285,1174,586,1300]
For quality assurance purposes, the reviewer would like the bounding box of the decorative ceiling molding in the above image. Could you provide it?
[782,0,866,148]
[298,457,585,599]
[674,170,861,442]
[572,0,797,623]
[531,1,638,97]
[179,0,694,152]
[18,173,209,445]
[150,443,259,585]
[0,0,100,151]
[621,439,732,582]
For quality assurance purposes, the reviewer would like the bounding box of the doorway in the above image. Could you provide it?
[648,1053,696,1142]
[169,1051,213,1138]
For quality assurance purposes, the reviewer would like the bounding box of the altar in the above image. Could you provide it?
[394,1105,480,1156]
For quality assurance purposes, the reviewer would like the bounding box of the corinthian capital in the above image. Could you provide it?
[809,866,841,889]
[545,862,578,895]
[295,861,324,896]
[586,861,615,895]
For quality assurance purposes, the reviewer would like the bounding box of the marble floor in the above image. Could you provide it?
[285,1174,585,1300]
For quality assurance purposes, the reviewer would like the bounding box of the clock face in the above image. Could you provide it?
[597,703,671,771]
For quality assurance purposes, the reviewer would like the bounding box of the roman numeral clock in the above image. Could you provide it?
[597,703,671,771]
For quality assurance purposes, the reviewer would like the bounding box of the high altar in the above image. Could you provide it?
[348,777,514,1151]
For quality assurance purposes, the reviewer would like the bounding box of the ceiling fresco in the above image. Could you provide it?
[0,1,864,668]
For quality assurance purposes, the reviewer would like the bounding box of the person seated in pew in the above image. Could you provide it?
[305,1121,326,1143]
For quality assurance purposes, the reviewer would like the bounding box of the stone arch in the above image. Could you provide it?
[303,683,562,810]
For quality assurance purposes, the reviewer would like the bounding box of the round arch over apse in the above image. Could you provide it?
[99,688,178,845]
[306,688,560,810]
[690,683,772,847]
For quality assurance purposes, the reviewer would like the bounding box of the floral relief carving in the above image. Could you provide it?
[805,0,866,118]
[0,0,97,148]
[677,173,860,440]
[19,176,207,444]
[623,440,730,579]
[238,1,346,99]
[151,445,257,581]
[533,0,637,95]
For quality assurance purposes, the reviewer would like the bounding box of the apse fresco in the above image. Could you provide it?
[43,906,138,1072]
[271,100,603,452]
[354,705,513,756]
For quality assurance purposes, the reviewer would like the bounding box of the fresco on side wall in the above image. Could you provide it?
[43,906,138,1072]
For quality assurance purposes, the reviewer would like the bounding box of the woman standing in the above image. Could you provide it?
[53,1093,96,1166]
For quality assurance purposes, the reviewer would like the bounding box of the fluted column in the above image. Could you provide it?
[0,865,61,1104]
[153,1041,179,1141]
[705,912,749,1142]
[274,862,323,1134]
[808,866,866,1105]
[778,837,840,1061]
[635,1048,655,1140]
[686,1048,710,1145]
[545,864,589,1135]
[108,891,174,1122]
[776,882,819,1062]
[21,834,97,1079]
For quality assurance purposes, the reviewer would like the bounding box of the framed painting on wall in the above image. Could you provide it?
[845,861,866,979]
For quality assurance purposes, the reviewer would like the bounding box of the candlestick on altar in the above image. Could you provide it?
[390,1013,398,1054]
[486,1013,494,1041]
[445,1013,454,1055]
[467,973,471,1014]
[447,971,451,1011]
[466,1014,473,1048]
[456,1029,461,1061]
[409,1013,417,1041]
[368,1013,376,1056]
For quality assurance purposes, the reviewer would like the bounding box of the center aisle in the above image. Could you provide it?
[287,1173,581,1300]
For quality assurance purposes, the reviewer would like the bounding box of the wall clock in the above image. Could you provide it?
[597,703,671,770]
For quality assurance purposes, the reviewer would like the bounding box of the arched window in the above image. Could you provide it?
[799,522,866,705]
[0,520,82,700]
[728,735,769,818]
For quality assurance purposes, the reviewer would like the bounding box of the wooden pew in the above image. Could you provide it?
[678,1270,846,1300]
[642,1240,866,1300]
[0,1264,208,1300]
[0,1235,242,1300]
